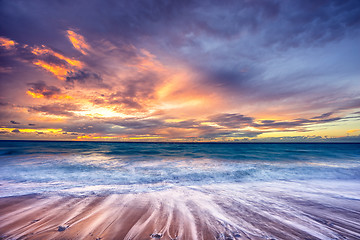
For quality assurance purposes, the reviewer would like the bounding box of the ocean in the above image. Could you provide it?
[1,141,360,239]
[0,141,359,197]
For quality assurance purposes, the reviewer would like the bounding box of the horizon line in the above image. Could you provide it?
[0,139,359,144]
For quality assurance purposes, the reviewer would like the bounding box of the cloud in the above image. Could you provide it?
[10,120,20,124]
[337,98,360,111]
[27,81,65,99]
[109,80,156,109]
[260,0,360,50]
[0,36,16,50]
[347,129,360,134]
[209,113,254,128]
[0,0,359,142]
[0,102,10,106]
[103,116,261,140]
[0,35,107,94]
[11,129,20,133]
[29,45,87,81]
[31,46,83,68]
[205,111,344,132]
[65,70,102,85]
[66,30,90,55]
[61,122,110,134]
[29,103,80,116]
[2,1,359,59]
[0,37,84,81]
[252,116,342,130]
[109,118,163,130]
[311,112,333,119]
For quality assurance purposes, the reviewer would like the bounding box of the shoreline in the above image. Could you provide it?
[1,182,360,240]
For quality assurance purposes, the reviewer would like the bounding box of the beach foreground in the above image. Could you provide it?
[1,181,360,240]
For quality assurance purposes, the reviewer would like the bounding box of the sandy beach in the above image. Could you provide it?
[1,181,360,240]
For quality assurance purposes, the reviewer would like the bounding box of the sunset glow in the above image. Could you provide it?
[0,1,359,142]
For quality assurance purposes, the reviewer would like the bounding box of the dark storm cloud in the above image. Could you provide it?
[11,129,20,133]
[10,120,20,124]
[27,81,61,98]
[29,103,80,116]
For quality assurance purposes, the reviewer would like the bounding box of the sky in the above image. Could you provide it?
[0,0,360,142]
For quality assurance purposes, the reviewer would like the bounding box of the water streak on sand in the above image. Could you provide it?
[1,181,360,240]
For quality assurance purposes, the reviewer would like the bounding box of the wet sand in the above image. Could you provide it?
[1,181,360,240]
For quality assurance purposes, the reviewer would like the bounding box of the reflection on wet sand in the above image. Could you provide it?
[1,181,359,240]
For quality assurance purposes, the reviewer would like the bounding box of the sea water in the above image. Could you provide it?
[0,141,359,197]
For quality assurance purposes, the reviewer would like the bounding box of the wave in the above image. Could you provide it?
[1,153,360,197]
[0,141,360,196]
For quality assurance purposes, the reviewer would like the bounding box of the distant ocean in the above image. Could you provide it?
[1,141,360,239]
[1,141,359,197]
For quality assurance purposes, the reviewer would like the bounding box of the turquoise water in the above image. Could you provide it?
[0,141,359,196]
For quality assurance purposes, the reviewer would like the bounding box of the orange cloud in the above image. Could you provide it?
[31,46,83,68]
[136,49,166,72]
[0,37,84,81]
[27,116,66,122]
[26,90,72,100]
[33,60,71,80]
[67,30,90,55]
[26,91,44,99]
[0,36,16,50]
[0,128,63,134]
[155,69,222,118]
[30,46,84,80]
[347,129,360,134]
[26,81,73,100]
